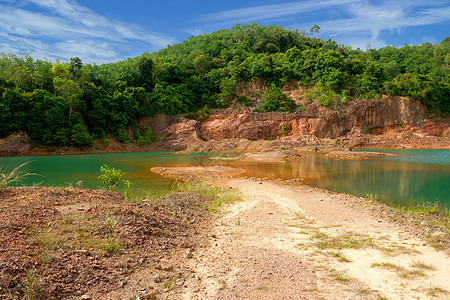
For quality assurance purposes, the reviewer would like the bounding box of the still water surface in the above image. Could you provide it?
[0,149,448,209]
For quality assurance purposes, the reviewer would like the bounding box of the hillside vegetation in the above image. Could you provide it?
[0,24,448,146]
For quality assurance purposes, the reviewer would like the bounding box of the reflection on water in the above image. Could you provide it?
[224,152,449,209]
[0,149,448,209]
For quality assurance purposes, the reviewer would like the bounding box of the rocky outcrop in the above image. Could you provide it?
[0,132,30,155]
[200,97,429,142]
[139,114,200,139]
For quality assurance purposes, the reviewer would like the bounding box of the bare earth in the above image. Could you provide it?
[153,167,450,300]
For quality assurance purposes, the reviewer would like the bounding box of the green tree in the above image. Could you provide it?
[257,84,296,112]
[71,124,92,146]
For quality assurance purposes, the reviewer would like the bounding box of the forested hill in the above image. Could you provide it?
[0,24,449,147]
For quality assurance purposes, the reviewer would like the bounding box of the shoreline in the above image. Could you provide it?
[149,167,450,299]
[1,140,449,158]
[1,164,449,298]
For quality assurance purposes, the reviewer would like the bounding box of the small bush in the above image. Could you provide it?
[98,165,124,191]
[71,124,92,147]
[136,128,157,145]
[256,84,296,113]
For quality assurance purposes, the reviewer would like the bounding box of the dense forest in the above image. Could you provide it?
[0,24,449,146]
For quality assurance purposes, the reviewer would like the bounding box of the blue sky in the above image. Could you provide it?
[0,0,449,64]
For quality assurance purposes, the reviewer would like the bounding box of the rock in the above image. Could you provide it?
[153,274,162,283]
[138,293,157,300]
[80,295,91,300]
[200,97,428,141]
[0,132,30,155]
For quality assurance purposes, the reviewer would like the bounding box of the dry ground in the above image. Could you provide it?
[153,167,450,300]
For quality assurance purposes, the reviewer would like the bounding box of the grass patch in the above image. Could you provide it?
[410,261,435,271]
[33,212,124,256]
[371,262,427,279]
[20,269,45,300]
[312,231,374,250]
[173,182,242,211]
[328,251,351,262]
[378,243,420,256]
[330,271,350,282]
[0,162,36,193]
[426,286,448,297]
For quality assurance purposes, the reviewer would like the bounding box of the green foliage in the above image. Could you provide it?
[98,165,124,191]
[136,128,157,145]
[103,213,118,232]
[0,24,448,146]
[257,84,296,112]
[71,124,92,147]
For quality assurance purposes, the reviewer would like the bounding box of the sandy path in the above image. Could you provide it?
[167,177,450,299]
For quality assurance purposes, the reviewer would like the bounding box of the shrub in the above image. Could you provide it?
[98,165,124,191]
[71,124,92,147]
[136,128,157,145]
[257,84,296,113]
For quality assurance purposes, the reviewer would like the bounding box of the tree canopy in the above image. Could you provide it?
[0,24,448,145]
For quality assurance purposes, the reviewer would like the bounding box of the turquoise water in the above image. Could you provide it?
[0,149,448,209]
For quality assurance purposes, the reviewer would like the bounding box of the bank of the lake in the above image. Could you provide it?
[1,149,448,211]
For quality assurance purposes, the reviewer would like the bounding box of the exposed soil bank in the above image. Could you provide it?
[1,97,449,157]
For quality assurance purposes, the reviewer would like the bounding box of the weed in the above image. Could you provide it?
[328,251,351,262]
[312,231,374,250]
[255,286,269,291]
[365,193,379,201]
[102,237,123,255]
[426,286,448,297]
[410,261,435,271]
[330,270,350,282]
[104,213,118,233]
[280,123,289,136]
[123,179,133,198]
[0,162,36,193]
[174,182,242,211]
[21,269,44,300]
[371,262,427,279]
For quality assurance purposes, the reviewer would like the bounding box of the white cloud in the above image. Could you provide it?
[200,0,358,24]
[200,0,450,49]
[0,1,176,63]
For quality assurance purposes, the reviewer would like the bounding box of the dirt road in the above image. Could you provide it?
[173,178,449,299]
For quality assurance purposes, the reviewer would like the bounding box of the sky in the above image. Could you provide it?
[0,0,449,64]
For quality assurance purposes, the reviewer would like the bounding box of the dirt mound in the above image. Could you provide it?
[0,187,212,299]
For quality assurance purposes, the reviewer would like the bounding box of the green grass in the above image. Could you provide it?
[328,251,351,262]
[426,286,448,297]
[173,181,242,211]
[20,269,45,300]
[33,212,124,256]
[312,231,374,250]
[0,162,36,193]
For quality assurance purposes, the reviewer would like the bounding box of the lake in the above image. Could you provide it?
[0,149,449,210]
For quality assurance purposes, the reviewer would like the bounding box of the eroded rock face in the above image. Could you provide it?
[200,97,429,142]
[139,115,200,139]
[0,132,30,155]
